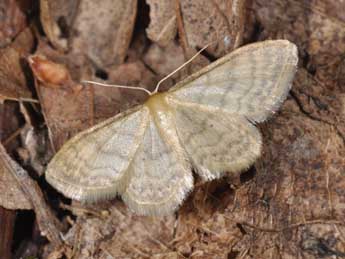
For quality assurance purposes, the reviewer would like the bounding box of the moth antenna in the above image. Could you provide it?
[83,35,231,96]
[82,80,153,96]
[152,43,212,94]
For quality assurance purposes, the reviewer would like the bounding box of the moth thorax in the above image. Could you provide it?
[145,92,170,113]
[145,92,177,131]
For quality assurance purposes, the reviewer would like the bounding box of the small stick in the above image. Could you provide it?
[2,97,39,103]
[2,127,24,147]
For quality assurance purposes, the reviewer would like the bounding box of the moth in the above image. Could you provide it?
[46,40,298,216]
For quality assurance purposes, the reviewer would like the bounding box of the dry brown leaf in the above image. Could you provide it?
[0,207,16,259]
[0,29,35,103]
[70,0,137,67]
[146,0,177,47]
[29,55,70,86]
[10,27,36,53]
[0,0,27,47]
[29,55,82,93]
[144,42,185,77]
[34,79,93,152]
[0,98,22,156]
[178,0,246,57]
[0,143,32,210]
[0,47,30,102]
[39,0,79,50]
[29,45,93,151]
[40,0,137,67]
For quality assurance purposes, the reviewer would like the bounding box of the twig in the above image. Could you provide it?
[0,143,64,246]
[238,219,344,233]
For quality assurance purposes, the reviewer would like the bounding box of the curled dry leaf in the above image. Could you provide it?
[39,0,79,50]
[146,0,177,47]
[0,29,35,103]
[0,143,32,210]
[29,55,82,92]
[178,0,246,57]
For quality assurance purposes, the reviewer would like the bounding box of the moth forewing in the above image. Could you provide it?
[168,40,298,122]
[45,105,150,201]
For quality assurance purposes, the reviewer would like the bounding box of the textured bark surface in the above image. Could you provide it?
[0,0,344,258]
